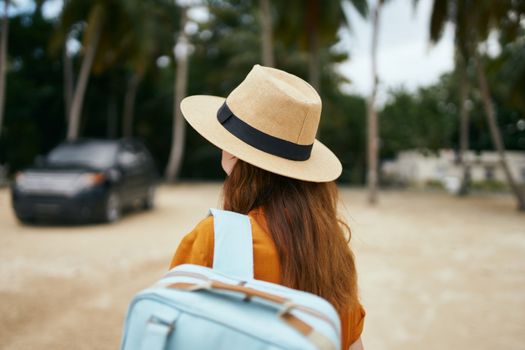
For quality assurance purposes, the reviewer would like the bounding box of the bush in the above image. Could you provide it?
[470,180,508,192]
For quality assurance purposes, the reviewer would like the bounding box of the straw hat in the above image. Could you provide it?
[180,64,342,182]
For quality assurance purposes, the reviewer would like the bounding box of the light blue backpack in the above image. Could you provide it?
[120,209,341,350]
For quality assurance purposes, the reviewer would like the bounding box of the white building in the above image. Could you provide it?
[382,149,525,189]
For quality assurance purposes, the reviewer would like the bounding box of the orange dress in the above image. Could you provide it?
[170,209,365,350]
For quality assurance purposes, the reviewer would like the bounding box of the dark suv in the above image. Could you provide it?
[11,138,158,224]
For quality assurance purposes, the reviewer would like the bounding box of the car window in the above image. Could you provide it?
[132,142,152,167]
[47,142,118,169]
[118,146,139,168]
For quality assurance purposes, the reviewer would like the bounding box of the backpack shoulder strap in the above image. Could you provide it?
[209,208,254,280]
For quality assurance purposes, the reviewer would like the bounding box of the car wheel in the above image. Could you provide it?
[142,186,155,210]
[15,214,35,225]
[104,192,121,223]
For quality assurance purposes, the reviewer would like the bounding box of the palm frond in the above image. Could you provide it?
[429,0,449,43]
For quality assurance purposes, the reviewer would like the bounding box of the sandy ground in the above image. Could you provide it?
[0,184,524,350]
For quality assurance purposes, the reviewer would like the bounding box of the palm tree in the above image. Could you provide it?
[120,18,151,138]
[121,71,143,137]
[305,0,321,91]
[275,0,368,92]
[474,48,525,210]
[425,0,525,210]
[53,0,138,140]
[456,48,471,195]
[67,4,105,140]
[63,36,74,123]
[259,0,274,67]
[367,0,384,205]
[425,0,473,195]
[165,7,190,182]
[60,0,74,123]
[0,0,10,138]
[53,1,107,140]
[120,0,177,137]
[494,28,525,116]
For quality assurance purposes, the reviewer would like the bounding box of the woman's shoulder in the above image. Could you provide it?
[169,215,215,269]
[194,214,215,232]
[169,208,274,272]
[180,208,261,244]
[183,214,215,245]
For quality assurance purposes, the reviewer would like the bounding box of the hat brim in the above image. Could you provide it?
[181,95,342,182]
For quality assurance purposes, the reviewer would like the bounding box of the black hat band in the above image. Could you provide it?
[217,102,313,161]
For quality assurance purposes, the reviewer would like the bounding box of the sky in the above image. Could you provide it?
[337,0,455,100]
[9,0,456,100]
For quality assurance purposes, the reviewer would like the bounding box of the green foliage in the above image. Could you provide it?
[471,179,508,192]
[425,0,525,49]
[275,0,339,50]
[0,11,65,171]
[380,63,525,158]
[490,26,525,117]
[325,94,367,183]
[52,0,179,75]
[425,179,445,189]
[380,76,458,158]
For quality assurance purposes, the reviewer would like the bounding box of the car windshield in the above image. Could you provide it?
[46,142,118,169]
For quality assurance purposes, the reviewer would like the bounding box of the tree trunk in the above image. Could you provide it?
[66,5,104,141]
[0,0,10,138]
[63,42,74,122]
[367,0,382,205]
[306,0,320,92]
[308,33,320,92]
[62,0,73,122]
[474,50,525,211]
[457,51,471,196]
[259,0,274,67]
[107,94,117,138]
[165,9,189,182]
[122,71,143,138]
[306,0,320,139]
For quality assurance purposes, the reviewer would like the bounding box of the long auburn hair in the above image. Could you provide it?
[222,159,358,312]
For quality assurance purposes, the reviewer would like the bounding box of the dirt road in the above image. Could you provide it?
[1,184,524,350]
